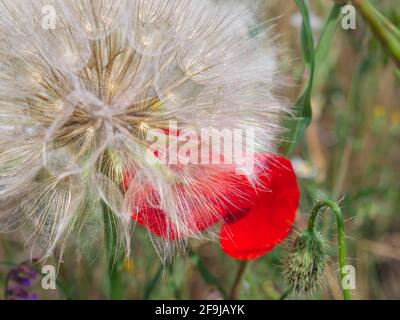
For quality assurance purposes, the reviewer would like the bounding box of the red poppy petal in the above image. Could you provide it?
[133,207,190,240]
[131,171,254,239]
[126,164,259,239]
[132,198,225,240]
[220,156,299,260]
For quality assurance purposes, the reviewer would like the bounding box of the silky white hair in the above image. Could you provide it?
[0,0,289,260]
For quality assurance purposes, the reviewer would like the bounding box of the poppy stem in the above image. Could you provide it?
[229,260,248,300]
[307,200,351,300]
[188,252,228,299]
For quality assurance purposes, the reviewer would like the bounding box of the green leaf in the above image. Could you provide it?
[102,201,124,300]
[316,4,342,64]
[284,0,316,156]
[284,2,342,156]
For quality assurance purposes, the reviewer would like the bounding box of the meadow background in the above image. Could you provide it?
[0,0,399,300]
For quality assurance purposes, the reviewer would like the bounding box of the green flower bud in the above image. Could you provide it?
[283,230,326,294]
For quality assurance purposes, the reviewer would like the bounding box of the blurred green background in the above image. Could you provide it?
[0,0,399,300]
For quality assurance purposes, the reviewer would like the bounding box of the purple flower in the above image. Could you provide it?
[5,261,39,300]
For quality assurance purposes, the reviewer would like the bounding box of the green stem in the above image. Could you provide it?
[189,252,228,299]
[102,202,124,300]
[0,260,15,267]
[307,200,350,300]
[168,263,182,300]
[229,260,248,300]
[143,263,164,300]
[278,288,291,300]
[352,0,400,66]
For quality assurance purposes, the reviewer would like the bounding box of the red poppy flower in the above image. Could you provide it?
[124,154,299,260]
[219,155,299,260]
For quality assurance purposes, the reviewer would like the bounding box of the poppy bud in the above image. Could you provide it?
[283,230,326,294]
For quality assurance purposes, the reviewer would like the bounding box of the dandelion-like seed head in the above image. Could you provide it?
[0,0,290,259]
[283,230,327,294]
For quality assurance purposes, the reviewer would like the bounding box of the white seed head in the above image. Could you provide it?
[0,0,290,259]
